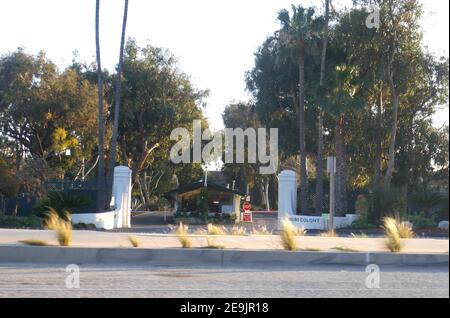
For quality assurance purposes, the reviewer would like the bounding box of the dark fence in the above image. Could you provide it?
[0,179,98,217]
[0,195,37,217]
[45,179,98,192]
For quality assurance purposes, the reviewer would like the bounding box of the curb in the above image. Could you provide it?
[0,245,448,267]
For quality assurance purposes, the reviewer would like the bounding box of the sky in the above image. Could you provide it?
[0,0,448,130]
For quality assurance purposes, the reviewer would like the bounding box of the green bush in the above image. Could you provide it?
[33,191,90,220]
[144,196,170,211]
[411,191,447,215]
[411,191,448,221]
[72,222,97,230]
[406,213,437,229]
[355,194,369,220]
[0,215,42,229]
[196,190,209,221]
[349,218,378,230]
[370,187,406,222]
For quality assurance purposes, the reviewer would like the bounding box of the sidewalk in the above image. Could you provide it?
[0,229,448,253]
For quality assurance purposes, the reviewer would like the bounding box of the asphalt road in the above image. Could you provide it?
[0,263,448,298]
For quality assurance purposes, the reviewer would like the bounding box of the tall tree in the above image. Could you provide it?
[95,0,106,211]
[117,40,208,209]
[278,5,317,214]
[381,0,421,190]
[107,0,129,204]
[315,0,330,215]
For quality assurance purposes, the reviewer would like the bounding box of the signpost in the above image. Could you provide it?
[322,213,330,230]
[327,156,336,231]
[242,202,252,223]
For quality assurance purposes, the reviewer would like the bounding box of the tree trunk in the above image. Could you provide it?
[373,84,383,189]
[264,180,270,211]
[0,194,4,217]
[95,0,106,212]
[316,113,324,214]
[259,185,266,210]
[107,0,129,205]
[315,0,330,215]
[384,78,399,190]
[136,177,147,210]
[334,116,348,216]
[298,40,308,215]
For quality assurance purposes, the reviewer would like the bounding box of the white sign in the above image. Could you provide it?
[279,214,359,231]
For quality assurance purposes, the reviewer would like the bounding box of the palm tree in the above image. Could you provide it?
[315,0,330,215]
[95,0,106,211]
[107,0,129,204]
[278,5,316,215]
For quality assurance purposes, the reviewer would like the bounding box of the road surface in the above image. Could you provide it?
[0,263,447,298]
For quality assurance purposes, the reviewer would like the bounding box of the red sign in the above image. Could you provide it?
[243,202,251,211]
[242,212,253,223]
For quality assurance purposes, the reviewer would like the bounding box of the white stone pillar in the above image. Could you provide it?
[233,194,241,223]
[112,166,132,229]
[278,170,297,221]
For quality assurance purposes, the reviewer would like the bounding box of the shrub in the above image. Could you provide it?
[382,217,404,253]
[280,218,298,251]
[207,224,227,235]
[72,223,97,230]
[34,191,90,219]
[371,187,406,222]
[19,239,49,246]
[175,222,192,248]
[437,192,449,221]
[397,221,415,239]
[204,237,225,249]
[350,218,378,230]
[44,208,72,246]
[411,191,447,217]
[147,196,170,211]
[0,215,42,229]
[251,225,272,235]
[230,226,247,236]
[194,228,207,235]
[294,226,307,237]
[355,194,370,220]
[128,236,140,248]
[332,246,359,253]
[406,213,437,229]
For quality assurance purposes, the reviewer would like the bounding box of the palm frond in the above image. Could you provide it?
[277,9,291,29]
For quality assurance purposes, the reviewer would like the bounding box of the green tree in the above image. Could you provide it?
[0,50,100,181]
[116,40,208,209]
[222,102,277,210]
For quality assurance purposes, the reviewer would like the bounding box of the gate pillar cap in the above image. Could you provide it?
[279,170,296,179]
[114,166,131,177]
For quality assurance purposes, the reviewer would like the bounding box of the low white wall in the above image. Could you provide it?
[72,211,116,230]
[279,214,358,231]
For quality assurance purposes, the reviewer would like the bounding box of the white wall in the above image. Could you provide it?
[72,212,116,230]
